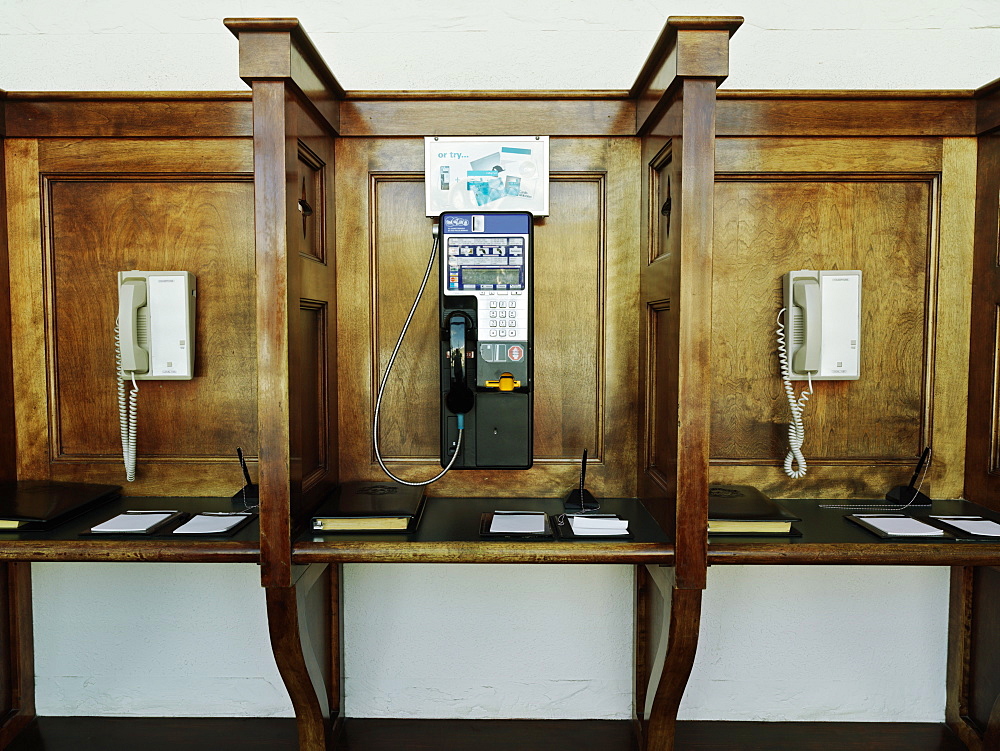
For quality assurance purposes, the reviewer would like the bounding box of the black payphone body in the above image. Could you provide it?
[439,212,533,469]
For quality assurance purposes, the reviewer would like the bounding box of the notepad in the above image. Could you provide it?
[90,511,180,534]
[172,513,253,535]
[931,516,1000,537]
[490,513,547,534]
[568,515,629,536]
[848,514,946,537]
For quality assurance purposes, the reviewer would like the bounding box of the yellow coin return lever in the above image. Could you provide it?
[485,372,520,392]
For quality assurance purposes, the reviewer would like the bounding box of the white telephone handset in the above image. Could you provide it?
[116,271,196,481]
[778,269,862,478]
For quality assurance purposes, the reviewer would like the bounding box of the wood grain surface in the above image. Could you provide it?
[710,138,975,500]
[335,136,639,497]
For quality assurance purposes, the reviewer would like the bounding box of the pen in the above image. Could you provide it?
[908,447,931,488]
[237,447,253,486]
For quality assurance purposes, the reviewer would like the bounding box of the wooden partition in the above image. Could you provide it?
[634,17,741,590]
[224,19,342,588]
[0,87,32,751]
[949,78,1000,751]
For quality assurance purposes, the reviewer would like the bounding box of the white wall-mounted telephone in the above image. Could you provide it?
[116,271,196,481]
[777,269,862,478]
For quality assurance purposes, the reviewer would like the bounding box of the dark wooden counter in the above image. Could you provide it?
[0,497,260,562]
[292,497,673,564]
[709,499,1000,565]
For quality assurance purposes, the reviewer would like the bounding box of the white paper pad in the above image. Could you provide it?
[931,516,1000,537]
[172,513,251,535]
[490,513,546,534]
[854,515,945,537]
[90,512,175,534]
[568,516,629,535]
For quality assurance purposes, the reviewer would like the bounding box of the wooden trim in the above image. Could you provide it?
[338,99,636,137]
[5,139,48,480]
[0,133,13,481]
[716,96,977,137]
[251,81,294,588]
[640,567,702,751]
[37,139,253,174]
[934,138,977,497]
[716,137,943,173]
[630,16,744,97]
[0,563,34,747]
[0,541,260,563]
[4,99,252,139]
[225,17,344,135]
[345,89,631,101]
[293,541,673,565]
[948,566,983,750]
[708,544,1000,566]
[977,78,1000,135]
[672,81,716,589]
[265,577,330,751]
[965,129,1000,504]
[632,17,742,136]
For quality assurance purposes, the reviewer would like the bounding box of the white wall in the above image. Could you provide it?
[6,0,995,721]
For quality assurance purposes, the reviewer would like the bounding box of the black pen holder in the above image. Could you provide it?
[564,487,598,512]
[885,485,931,506]
[231,483,259,501]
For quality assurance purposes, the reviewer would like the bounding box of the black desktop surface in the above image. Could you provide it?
[298,496,670,546]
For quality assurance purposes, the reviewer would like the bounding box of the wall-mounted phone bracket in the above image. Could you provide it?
[117,270,196,380]
[782,269,861,381]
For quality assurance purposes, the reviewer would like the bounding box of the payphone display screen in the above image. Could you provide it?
[445,238,525,291]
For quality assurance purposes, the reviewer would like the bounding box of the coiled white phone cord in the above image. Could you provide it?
[115,318,139,482]
[373,233,464,486]
[777,309,813,479]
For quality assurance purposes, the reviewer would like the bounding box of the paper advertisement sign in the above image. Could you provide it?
[425,136,549,217]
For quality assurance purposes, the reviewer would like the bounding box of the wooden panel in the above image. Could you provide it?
[711,178,930,463]
[336,137,639,497]
[339,99,636,138]
[711,139,975,500]
[0,137,14,480]
[39,139,253,174]
[717,137,942,173]
[966,133,1000,508]
[7,139,48,480]
[41,178,256,490]
[298,302,329,491]
[716,96,977,138]
[4,97,252,139]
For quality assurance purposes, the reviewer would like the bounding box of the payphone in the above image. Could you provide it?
[372,212,534,485]
[439,212,533,469]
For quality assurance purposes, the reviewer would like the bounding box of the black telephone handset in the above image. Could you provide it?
[445,312,475,415]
